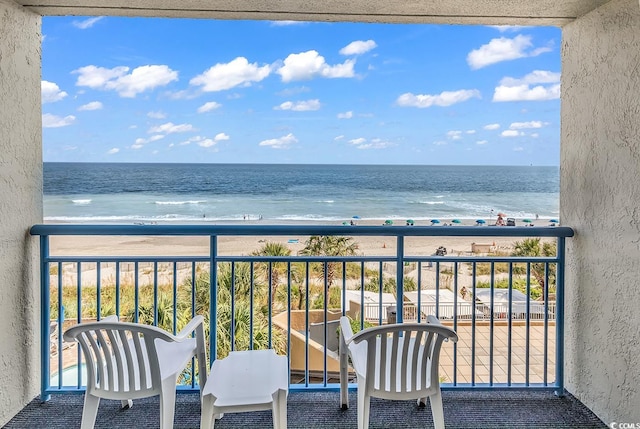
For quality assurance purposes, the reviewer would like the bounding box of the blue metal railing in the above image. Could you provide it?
[31,224,573,400]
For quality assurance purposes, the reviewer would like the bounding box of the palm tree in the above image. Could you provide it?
[298,235,359,287]
[251,242,292,302]
[512,238,557,299]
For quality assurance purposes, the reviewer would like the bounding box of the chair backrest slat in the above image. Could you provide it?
[410,330,424,391]
[346,318,457,398]
[64,319,178,397]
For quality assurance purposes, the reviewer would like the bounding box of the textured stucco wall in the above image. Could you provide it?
[0,0,42,425]
[562,0,640,424]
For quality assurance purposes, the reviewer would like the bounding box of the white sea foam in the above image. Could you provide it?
[72,199,92,205]
[155,200,206,205]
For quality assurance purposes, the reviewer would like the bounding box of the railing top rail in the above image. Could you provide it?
[30,224,574,238]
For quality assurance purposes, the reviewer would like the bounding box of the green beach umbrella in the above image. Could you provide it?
[342,221,349,225]
[451,219,462,224]
[385,219,394,225]
[522,218,532,223]
[430,219,440,225]
[476,219,486,225]
[406,219,414,225]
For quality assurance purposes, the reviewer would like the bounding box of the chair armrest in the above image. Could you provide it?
[175,315,208,390]
[339,316,354,344]
[427,315,459,343]
[176,315,205,339]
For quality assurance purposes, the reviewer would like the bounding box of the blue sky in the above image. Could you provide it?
[41,18,561,165]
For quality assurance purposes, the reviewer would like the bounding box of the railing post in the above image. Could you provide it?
[210,235,217,362]
[555,237,566,396]
[396,235,404,324]
[40,235,50,402]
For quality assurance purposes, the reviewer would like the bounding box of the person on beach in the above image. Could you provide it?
[496,215,505,226]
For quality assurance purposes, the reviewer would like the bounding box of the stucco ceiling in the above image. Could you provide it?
[17,0,612,26]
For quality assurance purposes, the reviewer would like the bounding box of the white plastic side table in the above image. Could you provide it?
[200,349,289,429]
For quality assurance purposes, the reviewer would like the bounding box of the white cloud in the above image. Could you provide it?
[270,20,307,26]
[259,133,298,149]
[195,133,230,148]
[42,113,76,128]
[41,81,68,103]
[466,130,477,134]
[348,137,367,145]
[510,121,545,129]
[190,57,271,92]
[447,131,463,140]
[214,133,230,141]
[334,135,345,141]
[396,89,480,108]
[501,130,524,137]
[78,101,103,111]
[476,140,488,145]
[277,50,356,82]
[148,122,194,134]
[490,25,530,33]
[493,70,561,102]
[132,134,165,149]
[531,133,539,138]
[179,136,204,146]
[340,40,377,56]
[337,111,353,119]
[354,138,394,150]
[73,65,178,98]
[275,99,321,111]
[72,17,104,29]
[484,123,501,130]
[197,139,217,148]
[500,70,560,86]
[513,146,525,151]
[197,101,222,113]
[107,148,120,155]
[493,83,560,102]
[467,35,551,70]
[433,141,448,146]
[147,111,166,119]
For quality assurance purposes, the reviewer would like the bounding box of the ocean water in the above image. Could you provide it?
[43,163,559,223]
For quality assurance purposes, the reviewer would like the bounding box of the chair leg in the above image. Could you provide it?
[339,346,349,409]
[159,378,178,429]
[80,393,100,429]
[120,399,133,409]
[272,389,287,429]
[429,390,445,429]
[200,395,216,429]
[356,386,370,429]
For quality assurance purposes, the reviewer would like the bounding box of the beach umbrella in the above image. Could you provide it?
[497,212,507,217]
[522,218,532,223]
[451,219,462,224]
[406,219,414,225]
[352,215,361,219]
[550,219,559,223]
[430,219,440,225]
[476,219,486,225]
[384,219,394,225]
[342,221,349,225]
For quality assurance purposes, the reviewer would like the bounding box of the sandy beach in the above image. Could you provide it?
[46,218,556,291]
[48,218,542,258]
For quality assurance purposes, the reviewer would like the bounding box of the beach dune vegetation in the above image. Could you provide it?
[298,235,359,287]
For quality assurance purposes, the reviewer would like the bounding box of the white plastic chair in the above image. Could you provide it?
[63,315,208,429]
[339,315,458,429]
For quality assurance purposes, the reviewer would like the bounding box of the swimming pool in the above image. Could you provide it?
[50,363,87,387]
